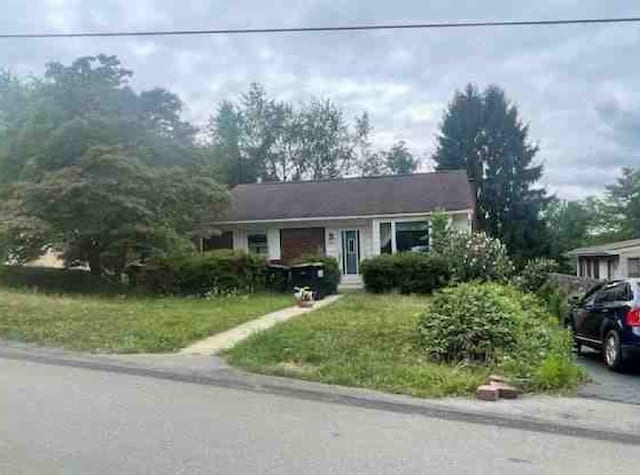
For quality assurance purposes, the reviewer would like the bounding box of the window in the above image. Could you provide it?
[595,282,632,304]
[592,259,600,279]
[379,222,392,254]
[248,234,268,256]
[395,221,429,253]
[628,258,640,278]
[202,231,233,251]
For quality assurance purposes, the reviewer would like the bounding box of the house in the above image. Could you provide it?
[201,171,475,287]
[567,238,640,280]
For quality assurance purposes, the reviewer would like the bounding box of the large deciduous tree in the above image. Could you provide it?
[433,84,549,261]
[0,55,226,275]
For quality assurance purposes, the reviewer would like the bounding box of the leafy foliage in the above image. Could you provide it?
[360,252,451,294]
[516,258,560,294]
[0,266,127,295]
[431,224,515,283]
[139,250,267,296]
[417,282,583,391]
[433,84,550,261]
[207,84,417,184]
[0,55,227,276]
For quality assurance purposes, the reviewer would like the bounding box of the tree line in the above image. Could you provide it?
[0,54,635,275]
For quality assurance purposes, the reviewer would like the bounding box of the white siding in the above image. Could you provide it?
[325,228,340,261]
[232,229,248,251]
[267,228,281,260]
[359,226,373,260]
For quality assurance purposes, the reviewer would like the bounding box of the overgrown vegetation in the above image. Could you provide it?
[417,282,583,392]
[0,266,128,295]
[138,250,268,296]
[226,294,489,398]
[0,288,292,353]
[360,253,450,294]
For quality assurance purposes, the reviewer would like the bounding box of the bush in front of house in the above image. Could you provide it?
[417,282,584,391]
[515,258,560,293]
[0,265,128,295]
[292,255,341,296]
[430,221,515,283]
[514,258,569,322]
[139,250,267,296]
[360,252,451,294]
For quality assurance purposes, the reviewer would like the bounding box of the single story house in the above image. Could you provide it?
[567,238,640,280]
[201,171,475,287]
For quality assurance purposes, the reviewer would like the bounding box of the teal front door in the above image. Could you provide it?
[341,230,360,275]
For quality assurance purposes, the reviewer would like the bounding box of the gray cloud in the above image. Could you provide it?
[2,0,640,199]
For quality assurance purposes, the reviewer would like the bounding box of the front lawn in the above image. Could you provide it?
[0,289,292,353]
[226,293,490,398]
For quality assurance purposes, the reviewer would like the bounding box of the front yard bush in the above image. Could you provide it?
[417,282,583,391]
[515,258,568,322]
[139,250,267,296]
[0,265,128,295]
[361,252,450,294]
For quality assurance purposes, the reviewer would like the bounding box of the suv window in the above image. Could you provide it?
[595,282,632,304]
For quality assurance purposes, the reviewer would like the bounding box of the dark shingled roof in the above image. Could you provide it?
[217,170,474,222]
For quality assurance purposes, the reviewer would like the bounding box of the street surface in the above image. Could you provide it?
[0,357,638,474]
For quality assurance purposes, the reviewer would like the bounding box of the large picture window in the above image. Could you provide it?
[396,221,429,252]
[248,234,268,256]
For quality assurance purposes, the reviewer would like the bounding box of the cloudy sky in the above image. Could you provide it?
[2,1,639,199]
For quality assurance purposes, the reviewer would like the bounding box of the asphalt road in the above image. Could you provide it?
[577,348,640,404]
[1,358,638,474]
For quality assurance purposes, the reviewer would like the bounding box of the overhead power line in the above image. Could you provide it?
[1,16,640,39]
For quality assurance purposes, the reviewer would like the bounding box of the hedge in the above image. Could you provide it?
[360,252,451,294]
[0,265,128,295]
[137,250,267,296]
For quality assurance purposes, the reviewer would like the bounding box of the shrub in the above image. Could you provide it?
[516,258,560,293]
[292,255,341,296]
[361,252,451,294]
[139,250,267,296]
[515,258,568,321]
[0,265,128,295]
[438,232,515,283]
[417,282,583,391]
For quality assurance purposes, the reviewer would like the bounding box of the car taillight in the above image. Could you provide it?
[625,307,640,327]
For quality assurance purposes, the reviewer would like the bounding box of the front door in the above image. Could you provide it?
[341,230,360,275]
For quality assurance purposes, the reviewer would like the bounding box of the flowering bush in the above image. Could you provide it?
[437,231,515,283]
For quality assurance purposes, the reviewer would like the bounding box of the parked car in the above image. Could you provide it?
[566,278,640,370]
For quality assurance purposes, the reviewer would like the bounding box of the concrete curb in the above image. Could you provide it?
[2,342,640,446]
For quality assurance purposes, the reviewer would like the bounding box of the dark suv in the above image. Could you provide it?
[567,279,640,370]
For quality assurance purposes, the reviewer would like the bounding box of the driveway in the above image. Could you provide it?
[577,348,640,405]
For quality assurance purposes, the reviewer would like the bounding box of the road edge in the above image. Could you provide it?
[1,343,639,446]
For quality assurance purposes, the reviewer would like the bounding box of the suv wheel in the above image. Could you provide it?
[604,330,623,371]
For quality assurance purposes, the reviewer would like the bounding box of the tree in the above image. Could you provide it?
[383,141,418,175]
[433,84,549,261]
[599,168,640,239]
[207,84,372,184]
[0,55,226,275]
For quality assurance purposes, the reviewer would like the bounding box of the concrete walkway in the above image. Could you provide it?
[180,295,342,355]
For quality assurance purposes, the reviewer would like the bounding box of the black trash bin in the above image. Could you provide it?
[290,262,332,300]
[265,263,290,292]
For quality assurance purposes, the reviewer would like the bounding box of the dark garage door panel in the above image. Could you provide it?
[280,228,325,263]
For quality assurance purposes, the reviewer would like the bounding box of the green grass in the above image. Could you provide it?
[226,293,490,398]
[0,288,293,353]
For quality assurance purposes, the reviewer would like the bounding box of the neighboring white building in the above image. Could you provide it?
[202,171,475,287]
[567,238,640,280]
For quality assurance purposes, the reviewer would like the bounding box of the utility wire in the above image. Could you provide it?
[1,16,640,39]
